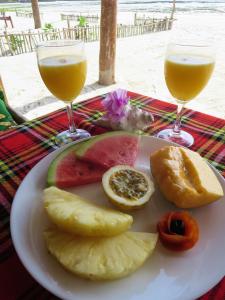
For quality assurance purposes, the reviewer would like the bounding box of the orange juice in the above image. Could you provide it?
[38,55,87,102]
[165,54,214,102]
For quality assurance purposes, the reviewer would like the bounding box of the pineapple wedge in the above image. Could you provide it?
[44,229,158,280]
[44,187,133,237]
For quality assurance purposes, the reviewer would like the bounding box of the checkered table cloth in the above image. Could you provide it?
[0,91,224,300]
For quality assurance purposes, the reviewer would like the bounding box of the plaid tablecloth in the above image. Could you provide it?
[0,91,225,300]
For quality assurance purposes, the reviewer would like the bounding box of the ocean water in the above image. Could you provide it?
[41,0,225,14]
[2,0,225,14]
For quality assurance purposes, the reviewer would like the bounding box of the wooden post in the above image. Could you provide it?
[9,16,13,28]
[99,0,117,85]
[170,0,176,21]
[31,0,41,29]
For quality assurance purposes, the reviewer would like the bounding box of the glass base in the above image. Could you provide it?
[156,128,194,147]
[55,128,91,147]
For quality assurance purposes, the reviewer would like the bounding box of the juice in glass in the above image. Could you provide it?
[38,55,87,102]
[165,54,214,101]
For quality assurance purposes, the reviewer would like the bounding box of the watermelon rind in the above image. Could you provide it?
[47,131,139,187]
[47,140,89,187]
[75,131,138,158]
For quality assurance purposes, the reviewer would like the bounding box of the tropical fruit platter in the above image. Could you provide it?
[42,130,224,281]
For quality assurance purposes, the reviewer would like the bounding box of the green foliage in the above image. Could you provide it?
[43,23,54,32]
[0,7,20,13]
[0,97,14,130]
[9,35,24,52]
[0,8,6,13]
[78,16,88,27]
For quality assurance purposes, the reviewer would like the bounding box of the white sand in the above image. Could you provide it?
[0,11,225,120]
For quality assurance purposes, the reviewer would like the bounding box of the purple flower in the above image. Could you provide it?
[102,89,130,121]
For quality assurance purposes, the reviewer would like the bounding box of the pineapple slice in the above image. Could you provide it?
[44,187,133,237]
[44,229,158,280]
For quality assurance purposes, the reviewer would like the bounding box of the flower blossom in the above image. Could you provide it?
[102,89,130,121]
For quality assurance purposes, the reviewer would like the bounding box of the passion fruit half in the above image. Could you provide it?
[102,165,155,210]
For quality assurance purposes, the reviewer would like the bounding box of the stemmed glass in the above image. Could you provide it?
[157,43,215,147]
[37,40,90,146]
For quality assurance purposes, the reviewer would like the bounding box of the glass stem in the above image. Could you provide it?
[66,103,77,134]
[172,103,185,135]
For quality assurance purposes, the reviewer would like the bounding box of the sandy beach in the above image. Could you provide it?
[0,9,225,120]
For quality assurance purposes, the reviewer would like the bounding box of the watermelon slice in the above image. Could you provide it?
[47,143,107,188]
[75,131,139,168]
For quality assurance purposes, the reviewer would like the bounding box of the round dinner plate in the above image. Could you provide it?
[10,135,225,300]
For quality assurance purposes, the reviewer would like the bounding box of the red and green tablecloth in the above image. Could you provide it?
[0,91,225,300]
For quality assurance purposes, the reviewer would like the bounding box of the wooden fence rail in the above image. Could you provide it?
[61,13,100,23]
[0,16,13,28]
[15,10,43,19]
[16,10,33,18]
[135,15,165,26]
[0,19,173,57]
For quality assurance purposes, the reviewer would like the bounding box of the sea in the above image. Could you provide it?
[1,0,225,15]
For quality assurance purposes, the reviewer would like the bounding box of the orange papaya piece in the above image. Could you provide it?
[157,211,199,251]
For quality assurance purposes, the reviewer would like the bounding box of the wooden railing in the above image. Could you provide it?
[135,15,160,25]
[61,14,100,23]
[0,19,174,57]
[16,10,33,18]
[0,16,14,28]
[117,18,173,37]
[15,10,43,19]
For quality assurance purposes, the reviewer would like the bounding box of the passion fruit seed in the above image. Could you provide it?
[109,169,148,201]
[169,219,185,235]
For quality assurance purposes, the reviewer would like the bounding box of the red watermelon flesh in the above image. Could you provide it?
[48,152,107,188]
[76,133,139,168]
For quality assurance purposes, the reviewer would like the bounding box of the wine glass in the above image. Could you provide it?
[37,40,90,146]
[157,43,215,147]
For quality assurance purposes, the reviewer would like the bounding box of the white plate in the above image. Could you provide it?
[10,136,225,300]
